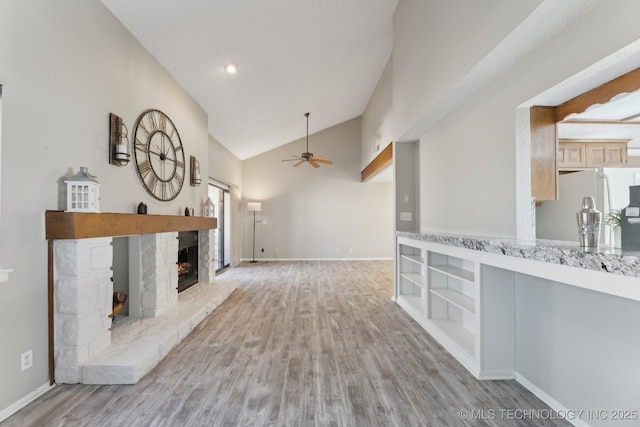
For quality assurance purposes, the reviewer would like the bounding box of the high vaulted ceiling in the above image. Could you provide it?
[101,0,398,160]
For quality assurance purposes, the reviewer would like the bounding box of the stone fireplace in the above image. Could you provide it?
[46,211,234,385]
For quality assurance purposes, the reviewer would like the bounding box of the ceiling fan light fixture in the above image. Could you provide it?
[281,112,333,168]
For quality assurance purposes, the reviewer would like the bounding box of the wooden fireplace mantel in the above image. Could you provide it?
[45,210,217,240]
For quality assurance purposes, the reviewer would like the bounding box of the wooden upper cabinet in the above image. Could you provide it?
[585,140,628,167]
[557,139,628,171]
[557,141,586,169]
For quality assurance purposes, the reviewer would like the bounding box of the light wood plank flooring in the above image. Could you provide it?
[3,260,569,426]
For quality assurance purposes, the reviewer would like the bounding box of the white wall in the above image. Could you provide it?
[209,135,242,189]
[208,135,243,266]
[516,274,640,427]
[361,59,393,170]
[242,117,393,260]
[391,0,543,142]
[360,0,543,237]
[394,142,418,232]
[0,0,208,414]
[387,0,640,238]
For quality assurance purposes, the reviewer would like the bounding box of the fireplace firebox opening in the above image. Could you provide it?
[177,231,199,292]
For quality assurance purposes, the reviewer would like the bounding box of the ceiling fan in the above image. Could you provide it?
[282,112,333,168]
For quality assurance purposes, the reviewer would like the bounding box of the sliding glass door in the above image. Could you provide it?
[209,182,231,272]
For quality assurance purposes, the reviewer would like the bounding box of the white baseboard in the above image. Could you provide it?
[0,382,54,423]
[477,370,515,380]
[515,373,590,427]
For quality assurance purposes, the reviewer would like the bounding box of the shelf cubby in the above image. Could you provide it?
[429,288,475,313]
[430,318,475,356]
[428,264,474,283]
[396,240,427,316]
[424,249,478,359]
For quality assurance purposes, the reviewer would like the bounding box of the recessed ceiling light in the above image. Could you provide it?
[225,63,238,74]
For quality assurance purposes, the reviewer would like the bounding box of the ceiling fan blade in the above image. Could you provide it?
[309,160,320,168]
[312,157,333,165]
[293,160,305,167]
[282,158,303,162]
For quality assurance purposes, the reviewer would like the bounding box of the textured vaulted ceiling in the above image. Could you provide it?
[101,0,398,160]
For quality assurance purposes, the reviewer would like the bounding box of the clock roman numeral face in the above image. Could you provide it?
[133,109,186,201]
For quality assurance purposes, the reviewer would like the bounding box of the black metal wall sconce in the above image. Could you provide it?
[190,155,201,186]
[109,113,130,166]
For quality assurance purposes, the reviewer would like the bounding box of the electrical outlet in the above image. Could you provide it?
[261,248,264,253]
[21,350,33,371]
[274,248,278,254]
[349,248,353,253]
[336,248,340,253]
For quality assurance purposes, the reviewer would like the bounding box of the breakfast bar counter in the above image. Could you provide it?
[396,231,640,278]
[396,231,640,304]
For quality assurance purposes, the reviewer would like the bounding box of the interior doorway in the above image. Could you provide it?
[209,181,231,272]
[515,40,640,241]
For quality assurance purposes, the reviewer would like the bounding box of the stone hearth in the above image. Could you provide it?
[82,277,235,384]
[46,211,235,385]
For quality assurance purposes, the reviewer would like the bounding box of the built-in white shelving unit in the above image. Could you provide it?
[395,236,515,379]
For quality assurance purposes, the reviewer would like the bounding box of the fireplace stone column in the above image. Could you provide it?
[139,232,179,317]
[53,237,113,383]
[198,229,216,284]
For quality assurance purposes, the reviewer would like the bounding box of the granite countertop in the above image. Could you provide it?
[396,231,640,278]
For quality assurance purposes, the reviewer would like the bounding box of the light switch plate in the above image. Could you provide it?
[400,212,412,221]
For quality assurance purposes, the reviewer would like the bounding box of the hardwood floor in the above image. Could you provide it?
[3,260,569,426]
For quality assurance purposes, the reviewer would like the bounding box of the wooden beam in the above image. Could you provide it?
[361,142,393,183]
[555,67,640,122]
[561,119,640,125]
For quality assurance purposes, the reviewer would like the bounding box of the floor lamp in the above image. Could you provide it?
[247,202,262,263]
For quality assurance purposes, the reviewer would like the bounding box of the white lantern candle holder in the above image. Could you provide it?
[203,197,215,217]
[65,167,101,212]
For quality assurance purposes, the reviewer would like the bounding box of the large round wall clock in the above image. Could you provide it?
[133,109,185,201]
